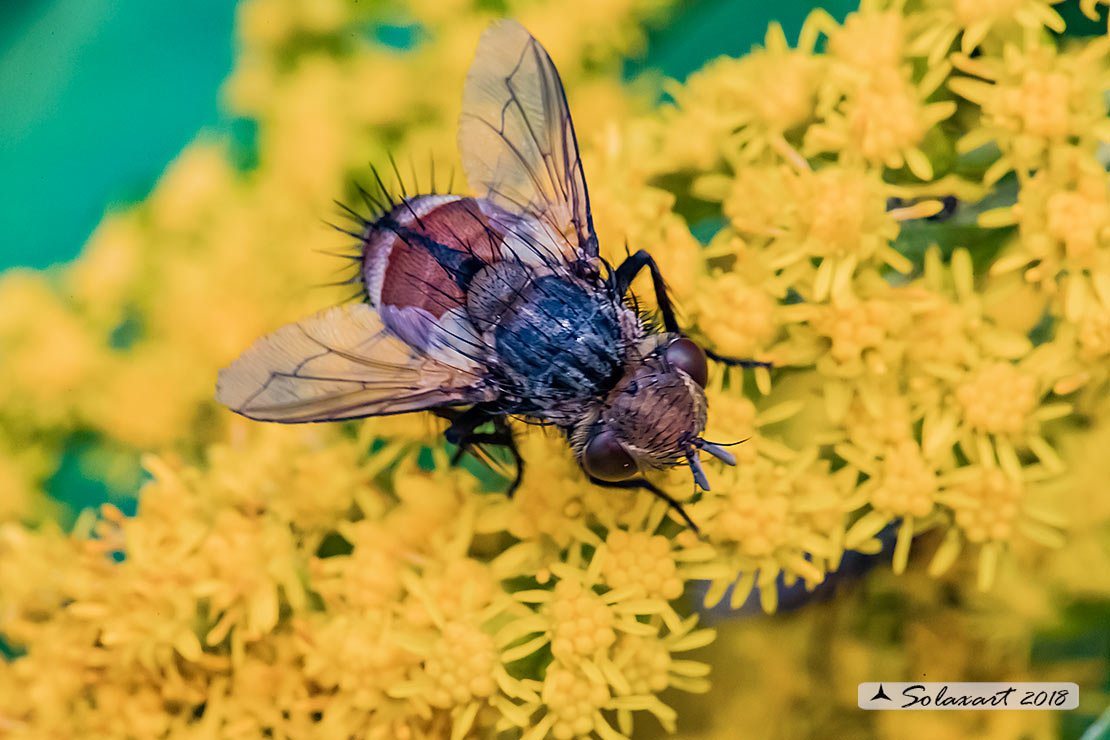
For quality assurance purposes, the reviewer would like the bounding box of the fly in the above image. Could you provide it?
[216,20,768,531]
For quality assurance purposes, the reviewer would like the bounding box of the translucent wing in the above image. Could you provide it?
[459,19,598,266]
[216,303,493,423]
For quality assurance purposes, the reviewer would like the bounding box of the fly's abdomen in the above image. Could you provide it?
[490,274,624,407]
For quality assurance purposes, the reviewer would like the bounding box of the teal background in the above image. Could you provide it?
[0,0,236,269]
[0,0,861,271]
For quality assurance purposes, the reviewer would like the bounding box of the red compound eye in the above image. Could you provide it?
[582,430,637,481]
[665,337,708,387]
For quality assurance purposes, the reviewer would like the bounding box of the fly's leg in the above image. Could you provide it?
[613,250,682,334]
[613,249,772,370]
[458,418,524,497]
[704,349,772,369]
[434,408,524,497]
[433,405,492,446]
[587,475,700,535]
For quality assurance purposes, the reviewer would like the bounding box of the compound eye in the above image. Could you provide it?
[582,430,637,482]
[665,337,708,387]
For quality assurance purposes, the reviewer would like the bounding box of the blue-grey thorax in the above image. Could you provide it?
[466,262,639,424]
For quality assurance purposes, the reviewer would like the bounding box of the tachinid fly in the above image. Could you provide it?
[216,20,766,531]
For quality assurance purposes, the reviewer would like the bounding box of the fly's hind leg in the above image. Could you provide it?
[613,249,772,370]
[587,475,700,535]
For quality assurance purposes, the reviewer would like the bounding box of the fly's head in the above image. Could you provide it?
[571,335,736,490]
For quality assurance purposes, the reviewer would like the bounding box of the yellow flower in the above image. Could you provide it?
[910,0,1066,64]
[868,440,939,519]
[933,461,1065,589]
[657,18,826,167]
[540,664,612,740]
[690,454,844,613]
[693,271,778,361]
[548,578,618,662]
[806,67,955,179]
[950,38,1110,180]
[955,361,1038,435]
[600,530,684,601]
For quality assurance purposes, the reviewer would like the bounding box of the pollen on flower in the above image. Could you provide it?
[613,635,671,695]
[412,559,497,625]
[694,272,777,358]
[542,664,610,740]
[549,579,617,661]
[298,613,418,710]
[703,391,757,456]
[869,441,937,518]
[813,299,899,366]
[800,169,897,262]
[951,467,1023,543]
[1022,71,1072,139]
[951,41,1110,174]
[424,621,498,708]
[1079,306,1110,359]
[719,490,791,558]
[956,362,1037,435]
[601,530,683,601]
[828,10,904,71]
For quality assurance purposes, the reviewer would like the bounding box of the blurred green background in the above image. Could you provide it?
[0,0,866,271]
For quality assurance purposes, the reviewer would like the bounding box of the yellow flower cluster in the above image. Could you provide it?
[3,0,1110,737]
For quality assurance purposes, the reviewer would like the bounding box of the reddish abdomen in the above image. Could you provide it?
[361,195,503,318]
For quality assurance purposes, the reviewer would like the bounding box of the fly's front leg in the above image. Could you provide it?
[704,349,772,369]
[587,475,700,534]
[613,249,773,370]
[613,250,682,334]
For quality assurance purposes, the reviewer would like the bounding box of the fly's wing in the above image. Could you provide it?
[459,19,598,267]
[216,303,493,423]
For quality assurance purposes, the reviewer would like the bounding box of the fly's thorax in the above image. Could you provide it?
[467,260,550,334]
[474,267,638,415]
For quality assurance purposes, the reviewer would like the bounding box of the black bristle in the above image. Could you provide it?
[356,183,386,215]
[388,152,409,199]
[333,199,368,226]
[369,164,395,208]
[323,221,364,240]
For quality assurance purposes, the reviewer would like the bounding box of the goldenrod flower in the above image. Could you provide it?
[950,37,1110,181]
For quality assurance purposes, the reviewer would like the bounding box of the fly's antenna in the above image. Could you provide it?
[693,437,740,466]
[429,153,436,194]
[446,165,455,194]
[686,448,712,491]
